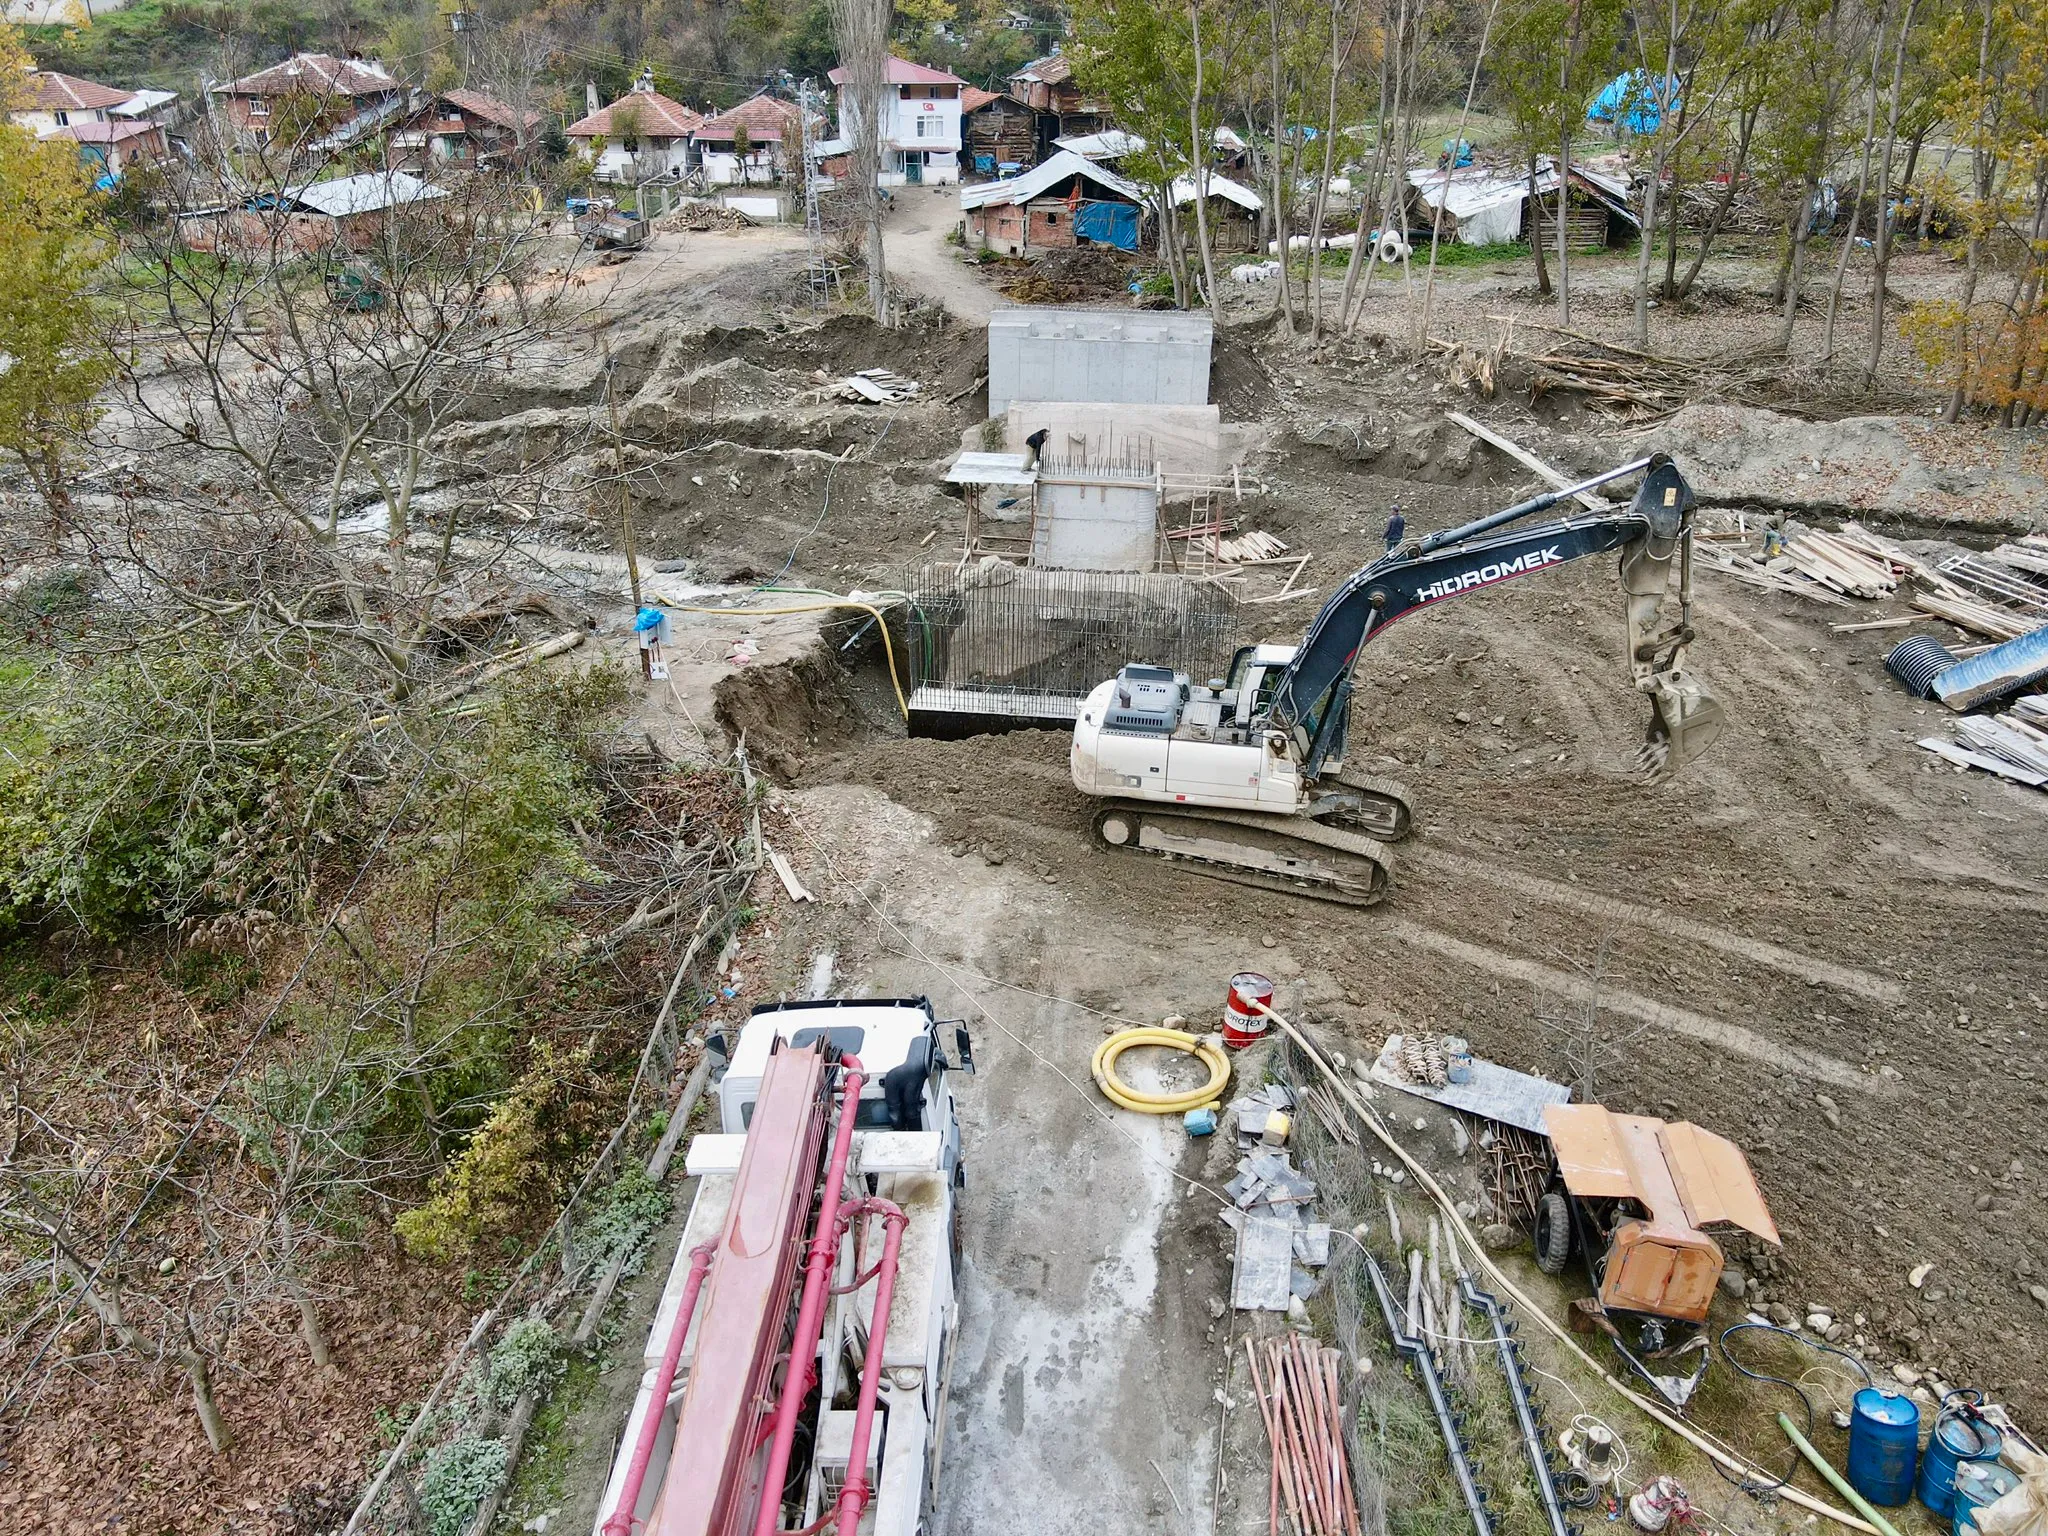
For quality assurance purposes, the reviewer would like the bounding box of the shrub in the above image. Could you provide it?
[418,1434,510,1536]
[0,641,348,935]
[486,1318,564,1410]
[393,1043,614,1263]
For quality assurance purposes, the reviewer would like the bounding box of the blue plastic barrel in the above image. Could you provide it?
[1952,1461,2019,1535]
[1919,1393,2003,1518]
[1846,1388,1920,1506]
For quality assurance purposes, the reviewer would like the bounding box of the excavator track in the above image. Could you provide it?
[1329,770,1416,841]
[1090,801,1394,907]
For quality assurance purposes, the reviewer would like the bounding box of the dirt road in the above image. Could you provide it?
[882,190,997,323]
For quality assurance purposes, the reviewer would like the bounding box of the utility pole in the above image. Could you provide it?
[798,77,827,306]
[602,348,644,614]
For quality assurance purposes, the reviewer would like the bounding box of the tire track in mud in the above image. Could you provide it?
[1373,917,1884,1093]
[1403,843,1905,1004]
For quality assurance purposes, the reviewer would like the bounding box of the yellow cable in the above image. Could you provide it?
[662,599,910,720]
[1091,1028,1231,1116]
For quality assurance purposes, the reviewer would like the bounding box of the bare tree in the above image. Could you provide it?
[830,0,895,326]
[98,140,602,695]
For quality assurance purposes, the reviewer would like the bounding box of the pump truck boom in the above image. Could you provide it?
[594,998,972,1536]
[1069,454,1724,906]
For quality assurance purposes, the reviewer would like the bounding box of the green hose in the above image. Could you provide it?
[1777,1412,1902,1536]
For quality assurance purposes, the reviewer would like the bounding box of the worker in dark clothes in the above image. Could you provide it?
[1023,427,1050,470]
[1383,505,1405,552]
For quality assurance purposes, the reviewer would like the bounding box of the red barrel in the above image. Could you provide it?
[1222,972,1275,1049]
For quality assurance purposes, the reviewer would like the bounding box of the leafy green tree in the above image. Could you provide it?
[0,36,111,530]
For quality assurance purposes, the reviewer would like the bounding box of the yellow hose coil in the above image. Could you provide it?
[1091,1028,1232,1115]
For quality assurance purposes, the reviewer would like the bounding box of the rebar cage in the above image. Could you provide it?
[902,561,1248,731]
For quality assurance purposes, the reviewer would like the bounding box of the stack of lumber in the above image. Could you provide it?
[1992,536,2048,579]
[1244,1334,1360,1536]
[1921,696,2048,789]
[1217,529,1289,563]
[1782,529,1901,598]
[1692,542,1852,605]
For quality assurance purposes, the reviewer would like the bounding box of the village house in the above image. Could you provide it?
[1403,157,1638,248]
[179,169,448,257]
[11,69,129,135]
[10,69,174,180]
[959,148,1146,256]
[388,88,538,173]
[693,93,800,185]
[214,53,409,154]
[1005,51,1110,160]
[565,72,703,183]
[828,56,964,186]
[961,85,1035,177]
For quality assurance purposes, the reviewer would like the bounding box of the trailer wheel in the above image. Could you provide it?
[1534,1191,1573,1275]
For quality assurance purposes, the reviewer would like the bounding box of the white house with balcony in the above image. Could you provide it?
[827,55,964,186]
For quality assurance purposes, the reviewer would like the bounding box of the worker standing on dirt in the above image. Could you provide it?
[1384,505,1405,552]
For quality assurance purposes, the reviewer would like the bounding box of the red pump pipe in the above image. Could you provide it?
[751,1055,867,1536]
[829,1197,909,1536]
[602,1242,716,1536]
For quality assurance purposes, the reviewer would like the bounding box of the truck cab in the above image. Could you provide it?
[717,997,971,1185]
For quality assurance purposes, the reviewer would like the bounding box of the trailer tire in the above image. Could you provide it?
[1535,1191,1573,1275]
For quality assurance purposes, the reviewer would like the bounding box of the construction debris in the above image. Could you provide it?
[1921,696,2048,790]
[1217,530,1289,563]
[1244,1334,1361,1536]
[1370,1037,1571,1138]
[1225,1132,1331,1311]
[835,367,921,404]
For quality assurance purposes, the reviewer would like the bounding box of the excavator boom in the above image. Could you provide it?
[1269,454,1724,778]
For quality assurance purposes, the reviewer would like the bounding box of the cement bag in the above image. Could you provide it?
[1975,1443,2048,1536]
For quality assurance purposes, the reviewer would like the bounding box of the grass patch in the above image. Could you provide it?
[502,1352,601,1519]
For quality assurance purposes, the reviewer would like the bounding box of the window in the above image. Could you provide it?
[55,110,69,126]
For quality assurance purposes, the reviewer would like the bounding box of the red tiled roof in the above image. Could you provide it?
[960,86,1001,113]
[828,56,966,87]
[695,93,799,142]
[566,88,703,140]
[222,53,399,99]
[438,88,539,131]
[27,71,133,112]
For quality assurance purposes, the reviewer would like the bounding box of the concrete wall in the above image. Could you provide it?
[1005,402,1223,478]
[1031,463,1158,572]
[988,307,1212,415]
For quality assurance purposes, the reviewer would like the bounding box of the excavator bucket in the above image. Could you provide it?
[1638,673,1726,779]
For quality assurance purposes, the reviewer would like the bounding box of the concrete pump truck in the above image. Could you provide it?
[1069,454,1725,905]
[594,997,972,1536]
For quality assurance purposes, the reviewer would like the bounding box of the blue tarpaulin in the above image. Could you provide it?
[1073,199,1140,251]
[1587,69,1681,134]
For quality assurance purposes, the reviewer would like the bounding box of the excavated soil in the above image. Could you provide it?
[637,308,2048,1421]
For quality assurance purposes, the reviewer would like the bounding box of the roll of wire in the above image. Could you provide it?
[1091,1028,1231,1116]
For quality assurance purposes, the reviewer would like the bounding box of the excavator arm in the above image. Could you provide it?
[1268,455,1723,778]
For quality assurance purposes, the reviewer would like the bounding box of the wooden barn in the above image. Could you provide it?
[962,85,1036,176]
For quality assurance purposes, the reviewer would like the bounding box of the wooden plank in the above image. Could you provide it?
[765,845,815,903]
[1442,411,1612,509]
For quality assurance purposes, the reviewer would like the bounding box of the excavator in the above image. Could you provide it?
[1068,454,1725,905]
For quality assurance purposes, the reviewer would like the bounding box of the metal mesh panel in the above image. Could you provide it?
[903,561,1246,722]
